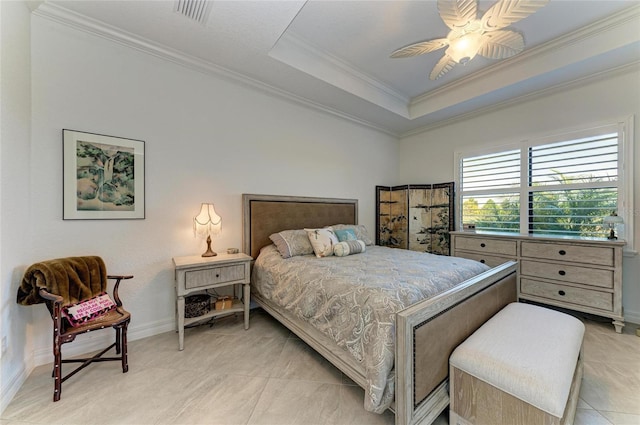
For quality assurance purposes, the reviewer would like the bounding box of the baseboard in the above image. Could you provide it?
[0,351,34,415]
[33,317,175,366]
[625,309,640,326]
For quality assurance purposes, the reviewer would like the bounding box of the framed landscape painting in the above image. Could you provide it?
[63,129,145,219]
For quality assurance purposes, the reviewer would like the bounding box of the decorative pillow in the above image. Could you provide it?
[62,292,116,327]
[334,228,357,242]
[269,229,314,258]
[333,240,366,257]
[305,228,339,258]
[329,224,374,246]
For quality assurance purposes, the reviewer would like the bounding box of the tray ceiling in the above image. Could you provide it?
[32,0,640,136]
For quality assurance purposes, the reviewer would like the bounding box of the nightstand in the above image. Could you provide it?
[173,253,252,350]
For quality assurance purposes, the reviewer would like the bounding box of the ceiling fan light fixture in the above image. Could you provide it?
[446,31,482,64]
[390,0,549,79]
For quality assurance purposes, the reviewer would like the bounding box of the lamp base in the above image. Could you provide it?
[607,228,618,240]
[202,236,217,257]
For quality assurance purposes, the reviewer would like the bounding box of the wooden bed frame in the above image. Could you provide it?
[242,194,517,425]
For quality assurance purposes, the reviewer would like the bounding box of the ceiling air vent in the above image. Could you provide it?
[174,0,212,25]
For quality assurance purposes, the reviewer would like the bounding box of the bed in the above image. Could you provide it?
[242,194,517,425]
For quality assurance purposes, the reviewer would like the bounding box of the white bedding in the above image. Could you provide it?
[252,244,490,413]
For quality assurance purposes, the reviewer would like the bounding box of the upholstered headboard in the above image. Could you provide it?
[242,194,358,259]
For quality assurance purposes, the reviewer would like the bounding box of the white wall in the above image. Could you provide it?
[16,12,397,386]
[398,67,640,323]
[0,0,34,412]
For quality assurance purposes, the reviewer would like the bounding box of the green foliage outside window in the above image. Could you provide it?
[463,172,617,237]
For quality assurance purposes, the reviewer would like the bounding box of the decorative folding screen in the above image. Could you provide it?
[376,183,454,255]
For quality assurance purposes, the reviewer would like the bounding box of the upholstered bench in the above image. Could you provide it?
[449,302,585,425]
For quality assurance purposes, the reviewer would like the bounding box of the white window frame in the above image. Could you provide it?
[454,116,634,251]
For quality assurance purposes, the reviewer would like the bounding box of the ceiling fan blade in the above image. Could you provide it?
[430,54,457,80]
[478,30,524,59]
[480,0,549,31]
[437,0,478,29]
[390,38,449,58]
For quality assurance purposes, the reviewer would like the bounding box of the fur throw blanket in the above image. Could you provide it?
[17,256,107,306]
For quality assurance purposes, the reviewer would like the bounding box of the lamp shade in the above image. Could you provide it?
[603,213,624,226]
[193,203,222,239]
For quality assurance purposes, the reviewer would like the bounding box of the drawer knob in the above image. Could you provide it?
[480,243,486,248]
[480,259,486,264]
[216,274,220,278]
[558,270,566,276]
[559,250,566,255]
[558,290,566,296]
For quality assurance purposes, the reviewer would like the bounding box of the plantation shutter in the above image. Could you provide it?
[527,134,618,237]
[460,149,520,233]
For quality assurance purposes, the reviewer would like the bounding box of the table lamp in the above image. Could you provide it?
[603,211,623,240]
[193,203,222,256]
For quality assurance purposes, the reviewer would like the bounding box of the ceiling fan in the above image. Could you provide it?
[390,0,549,80]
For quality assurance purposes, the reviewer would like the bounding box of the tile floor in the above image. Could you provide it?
[2,308,639,425]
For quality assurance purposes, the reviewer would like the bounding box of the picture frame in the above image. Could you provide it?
[63,129,145,220]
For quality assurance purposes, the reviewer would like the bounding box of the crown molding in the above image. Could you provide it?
[269,32,410,118]
[401,61,640,138]
[28,2,639,139]
[409,4,640,119]
[26,1,44,12]
[31,2,399,138]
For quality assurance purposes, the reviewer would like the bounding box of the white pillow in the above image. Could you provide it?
[305,228,339,258]
[333,240,366,257]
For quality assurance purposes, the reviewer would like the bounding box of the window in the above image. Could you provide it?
[457,118,633,247]
[528,135,618,237]
[460,149,520,233]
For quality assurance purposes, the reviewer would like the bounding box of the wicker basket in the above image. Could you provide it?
[184,294,210,318]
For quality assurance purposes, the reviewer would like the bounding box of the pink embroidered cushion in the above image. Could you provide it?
[62,292,116,327]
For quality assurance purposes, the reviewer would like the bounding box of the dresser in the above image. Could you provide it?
[173,253,252,350]
[451,231,625,333]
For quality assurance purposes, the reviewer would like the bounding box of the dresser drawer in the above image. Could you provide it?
[520,241,613,267]
[520,278,613,311]
[185,264,246,289]
[455,251,513,268]
[454,237,517,256]
[520,260,614,289]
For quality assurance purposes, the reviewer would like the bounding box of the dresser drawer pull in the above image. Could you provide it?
[480,259,486,264]
[480,243,486,248]
[558,270,566,276]
[558,290,566,296]
[216,274,220,278]
[559,250,566,255]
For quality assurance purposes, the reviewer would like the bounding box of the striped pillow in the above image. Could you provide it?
[333,240,366,257]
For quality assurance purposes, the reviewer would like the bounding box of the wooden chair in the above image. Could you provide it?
[17,256,132,402]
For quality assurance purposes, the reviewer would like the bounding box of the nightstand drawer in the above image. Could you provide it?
[520,241,614,266]
[185,264,246,289]
[520,260,614,289]
[454,237,517,256]
[455,252,513,268]
[520,278,612,311]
